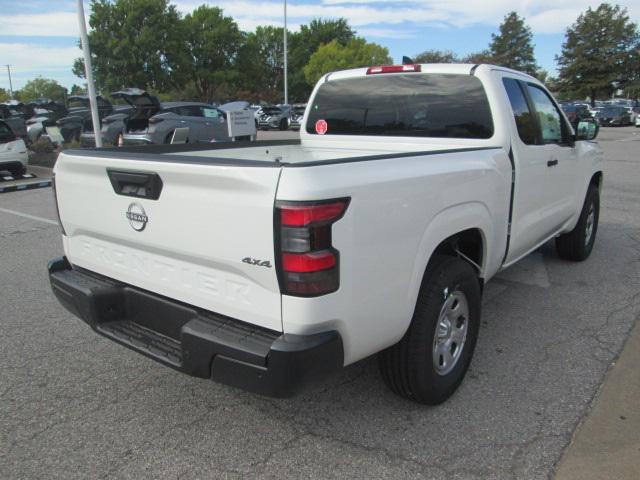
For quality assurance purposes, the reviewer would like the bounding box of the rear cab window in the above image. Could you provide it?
[306,73,494,139]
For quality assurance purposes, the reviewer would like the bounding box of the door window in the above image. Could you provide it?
[202,108,220,119]
[502,78,537,145]
[526,85,566,144]
[182,105,204,117]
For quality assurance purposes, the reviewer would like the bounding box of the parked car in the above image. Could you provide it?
[120,95,233,146]
[0,119,28,176]
[258,105,291,130]
[50,63,602,404]
[56,95,114,144]
[25,101,68,143]
[626,106,640,124]
[79,104,133,147]
[594,106,632,126]
[561,104,591,126]
[0,103,28,141]
[288,104,307,130]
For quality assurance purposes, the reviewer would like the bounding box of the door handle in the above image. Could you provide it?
[547,159,558,167]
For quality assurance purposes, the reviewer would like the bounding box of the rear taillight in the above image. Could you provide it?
[276,198,349,297]
[51,173,66,236]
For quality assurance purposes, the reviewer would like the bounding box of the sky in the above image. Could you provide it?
[0,0,638,92]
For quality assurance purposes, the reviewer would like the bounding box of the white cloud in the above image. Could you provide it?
[0,12,80,37]
[356,28,417,39]
[0,43,79,75]
[3,1,639,40]
[178,0,640,35]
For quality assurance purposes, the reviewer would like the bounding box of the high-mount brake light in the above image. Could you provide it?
[276,198,350,297]
[366,64,422,75]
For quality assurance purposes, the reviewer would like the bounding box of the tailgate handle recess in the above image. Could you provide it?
[107,170,163,200]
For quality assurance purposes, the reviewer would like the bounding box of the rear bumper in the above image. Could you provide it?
[48,256,343,397]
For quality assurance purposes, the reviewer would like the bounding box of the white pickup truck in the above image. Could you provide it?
[49,64,602,404]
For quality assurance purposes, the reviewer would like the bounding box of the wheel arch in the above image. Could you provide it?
[590,171,603,191]
[405,203,491,325]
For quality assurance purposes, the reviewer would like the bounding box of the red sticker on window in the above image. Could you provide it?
[315,119,328,135]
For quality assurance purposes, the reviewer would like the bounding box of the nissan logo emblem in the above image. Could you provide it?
[126,202,148,232]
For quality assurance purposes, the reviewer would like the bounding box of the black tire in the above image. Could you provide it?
[555,184,599,261]
[379,255,481,404]
[279,118,288,131]
[164,131,174,144]
[7,163,26,177]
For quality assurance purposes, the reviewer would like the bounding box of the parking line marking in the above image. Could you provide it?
[0,207,58,226]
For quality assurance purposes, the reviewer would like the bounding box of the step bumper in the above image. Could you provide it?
[48,256,343,397]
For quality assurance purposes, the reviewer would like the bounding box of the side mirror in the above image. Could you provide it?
[575,119,599,141]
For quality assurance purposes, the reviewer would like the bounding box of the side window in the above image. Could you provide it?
[526,85,566,144]
[186,106,204,117]
[502,78,537,145]
[202,107,220,119]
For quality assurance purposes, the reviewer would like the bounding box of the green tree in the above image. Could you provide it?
[181,6,243,102]
[556,4,640,105]
[413,49,459,63]
[16,77,68,103]
[288,18,355,100]
[0,88,10,102]
[73,0,185,92]
[69,84,86,96]
[489,12,538,75]
[304,38,392,86]
[236,26,286,103]
[462,50,494,64]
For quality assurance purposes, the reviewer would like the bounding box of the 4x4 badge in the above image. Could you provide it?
[242,257,272,268]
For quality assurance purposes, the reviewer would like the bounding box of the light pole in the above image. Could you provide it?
[283,0,288,105]
[5,65,13,99]
[76,0,103,147]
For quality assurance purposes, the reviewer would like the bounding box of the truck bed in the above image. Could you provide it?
[75,139,496,167]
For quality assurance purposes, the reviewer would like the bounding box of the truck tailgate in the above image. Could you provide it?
[54,152,283,332]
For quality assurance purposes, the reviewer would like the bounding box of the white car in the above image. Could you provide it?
[49,64,602,404]
[0,120,28,176]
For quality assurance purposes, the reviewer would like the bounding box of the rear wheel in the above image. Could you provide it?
[164,131,174,144]
[555,184,600,261]
[379,255,481,404]
[279,118,288,131]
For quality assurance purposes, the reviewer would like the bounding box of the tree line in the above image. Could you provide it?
[3,2,638,105]
[70,0,390,104]
[413,4,639,104]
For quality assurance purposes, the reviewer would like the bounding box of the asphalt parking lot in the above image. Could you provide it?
[1,127,639,479]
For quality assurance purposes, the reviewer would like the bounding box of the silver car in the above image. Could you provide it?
[79,104,133,147]
[258,105,292,130]
[109,89,231,145]
[288,104,307,130]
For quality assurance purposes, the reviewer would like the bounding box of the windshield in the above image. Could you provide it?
[306,73,494,139]
[262,107,281,115]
